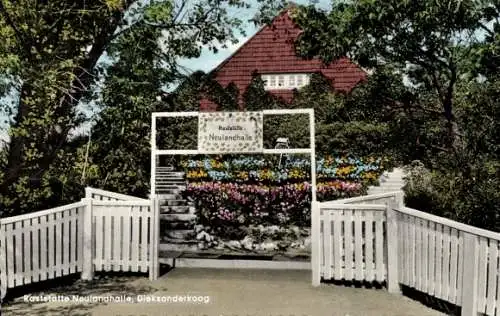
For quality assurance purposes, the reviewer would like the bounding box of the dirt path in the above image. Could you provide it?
[2,268,445,316]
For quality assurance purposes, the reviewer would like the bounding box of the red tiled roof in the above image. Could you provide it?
[200,8,366,111]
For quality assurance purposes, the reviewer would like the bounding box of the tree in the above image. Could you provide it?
[0,0,287,214]
[291,0,499,149]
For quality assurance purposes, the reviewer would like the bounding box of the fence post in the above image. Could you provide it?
[0,221,6,301]
[386,200,400,294]
[85,187,92,199]
[311,200,321,286]
[149,196,160,281]
[81,198,94,280]
[395,191,404,208]
[461,232,479,316]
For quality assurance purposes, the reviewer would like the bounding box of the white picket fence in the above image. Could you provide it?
[0,187,160,300]
[312,191,500,316]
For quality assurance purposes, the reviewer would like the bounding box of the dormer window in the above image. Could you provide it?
[261,73,311,90]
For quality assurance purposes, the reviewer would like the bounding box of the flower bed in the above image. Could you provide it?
[180,156,385,185]
[176,155,387,245]
[182,180,366,240]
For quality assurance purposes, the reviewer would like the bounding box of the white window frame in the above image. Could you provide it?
[261,73,312,90]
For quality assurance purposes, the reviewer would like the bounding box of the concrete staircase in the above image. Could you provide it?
[156,167,197,245]
[367,167,406,195]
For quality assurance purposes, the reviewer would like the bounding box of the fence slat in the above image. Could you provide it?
[344,209,353,280]
[0,223,7,299]
[140,206,149,272]
[31,218,40,283]
[442,225,451,301]
[94,213,104,272]
[402,214,409,285]
[486,239,498,315]
[415,218,422,291]
[131,206,140,272]
[449,228,459,303]
[333,210,342,279]
[435,223,443,299]
[123,212,131,272]
[354,210,363,281]
[23,220,32,285]
[113,211,122,272]
[422,219,428,294]
[39,216,48,281]
[62,210,71,275]
[55,212,63,278]
[375,211,384,282]
[324,211,332,280]
[428,221,436,296]
[6,224,14,288]
[78,206,85,273]
[496,241,500,315]
[409,215,415,288]
[477,236,489,313]
[70,209,77,273]
[48,213,56,280]
[14,223,24,287]
[104,210,113,272]
[456,232,463,306]
[365,211,374,282]
[319,215,324,276]
[396,212,407,284]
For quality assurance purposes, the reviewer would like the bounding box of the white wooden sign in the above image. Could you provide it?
[197,111,263,153]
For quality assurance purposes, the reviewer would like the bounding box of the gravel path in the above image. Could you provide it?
[2,268,446,316]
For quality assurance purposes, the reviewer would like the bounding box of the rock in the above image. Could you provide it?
[303,237,311,249]
[268,225,280,234]
[196,231,209,241]
[227,240,241,249]
[194,224,204,233]
[290,226,301,237]
[277,241,289,250]
[260,241,278,251]
[241,236,254,250]
[205,234,214,243]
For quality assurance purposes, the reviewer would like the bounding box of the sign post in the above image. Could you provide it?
[151,109,317,281]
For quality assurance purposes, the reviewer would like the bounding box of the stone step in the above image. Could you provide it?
[156,190,184,195]
[155,185,186,190]
[156,179,185,182]
[157,194,183,200]
[156,172,185,177]
[155,183,186,187]
[164,229,196,240]
[160,205,191,214]
[160,213,197,222]
[160,238,199,245]
[156,184,186,188]
[162,200,188,206]
[162,221,195,230]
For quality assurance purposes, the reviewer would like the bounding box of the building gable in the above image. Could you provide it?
[200,8,366,110]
